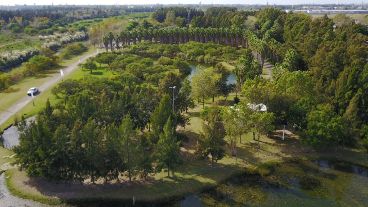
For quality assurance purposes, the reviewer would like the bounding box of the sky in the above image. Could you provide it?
[0,0,366,6]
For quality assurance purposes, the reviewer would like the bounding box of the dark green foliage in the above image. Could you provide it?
[150,95,172,143]
[155,117,182,177]
[299,175,321,190]
[61,43,88,59]
[234,48,260,88]
[198,106,225,165]
[24,55,59,75]
[305,104,351,148]
[80,59,97,74]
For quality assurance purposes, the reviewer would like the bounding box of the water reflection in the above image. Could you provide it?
[177,159,368,206]
[188,65,236,85]
[180,195,202,207]
[314,159,368,177]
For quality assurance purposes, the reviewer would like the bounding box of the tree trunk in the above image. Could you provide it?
[167,167,170,177]
[128,169,131,182]
[202,96,205,108]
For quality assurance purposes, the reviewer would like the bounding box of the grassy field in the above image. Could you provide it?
[0,147,14,169]
[0,32,41,52]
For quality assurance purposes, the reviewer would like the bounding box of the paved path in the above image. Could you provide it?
[0,174,49,207]
[0,50,99,127]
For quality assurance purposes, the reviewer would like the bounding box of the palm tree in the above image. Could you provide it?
[107,32,115,51]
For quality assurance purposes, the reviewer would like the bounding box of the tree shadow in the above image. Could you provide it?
[21,160,244,206]
[91,71,103,75]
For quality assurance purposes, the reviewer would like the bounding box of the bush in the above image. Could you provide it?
[24,55,59,75]
[0,49,40,71]
[61,43,88,59]
[157,56,173,65]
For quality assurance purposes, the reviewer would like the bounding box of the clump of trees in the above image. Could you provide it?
[24,54,59,75]
[16,82,183,181]
[240,8,368,149]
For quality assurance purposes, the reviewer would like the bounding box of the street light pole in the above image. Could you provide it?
[169,86,176,113]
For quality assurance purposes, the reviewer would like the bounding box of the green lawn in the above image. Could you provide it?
[0,147,14,168]
[0,32,41,52]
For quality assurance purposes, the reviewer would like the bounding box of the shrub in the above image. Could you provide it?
[61,43,88,59]
[24,55,58,75]
[157,56,173,65]
[0,49,40,71]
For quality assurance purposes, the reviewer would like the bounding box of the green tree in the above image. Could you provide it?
[251,111,275,145]
[50,124,71,180]
[305,104,351,148]
[234,49,260,91]
[137,135,153,180]
[222,105,252,156]
[95,53,118,69]
[155,117,182,177]
[165,11,176,26]
[81,60,97,74]
[119,116,137,182]
[150,95,172,142]
[198,106,225,166]
[191,68,220,108]
[281,49,304,71]
[177,79,194,113]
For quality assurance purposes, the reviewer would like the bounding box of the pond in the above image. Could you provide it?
[188,65,237,85]
[178,159,368,207]
[1,117,35,149]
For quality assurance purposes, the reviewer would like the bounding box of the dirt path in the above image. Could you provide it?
[0,50,99,127]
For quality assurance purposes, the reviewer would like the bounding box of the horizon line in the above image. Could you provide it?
[0,3,367,6]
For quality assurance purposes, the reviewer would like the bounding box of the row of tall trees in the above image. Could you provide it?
[103,27,250,51]
[152,7,256,28]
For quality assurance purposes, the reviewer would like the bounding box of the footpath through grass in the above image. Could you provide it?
[0,46,97,131]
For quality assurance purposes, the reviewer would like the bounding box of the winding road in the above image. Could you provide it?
[0,50,99,127]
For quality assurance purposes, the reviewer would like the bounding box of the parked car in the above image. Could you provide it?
[27,87,39,96]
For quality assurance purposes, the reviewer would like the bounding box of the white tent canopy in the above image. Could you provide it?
[247,103,267,112]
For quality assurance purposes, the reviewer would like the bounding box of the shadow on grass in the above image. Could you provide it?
[19,160,243,206]
[2,87,20,93]
[91,71,103,75]
[187,111,200,117]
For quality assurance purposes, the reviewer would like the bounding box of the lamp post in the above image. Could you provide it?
[169,86,176,113]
